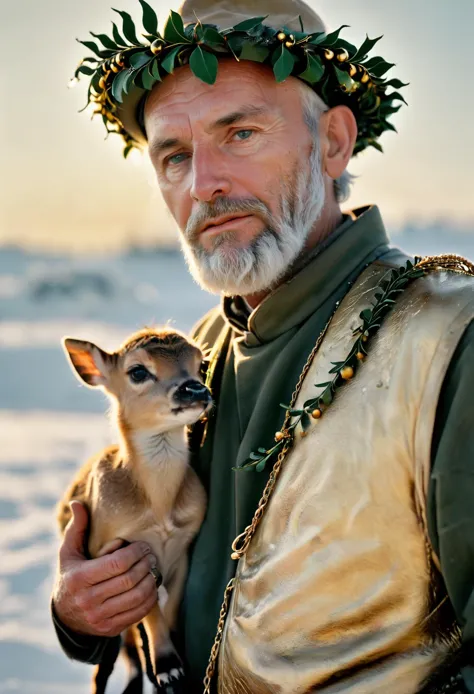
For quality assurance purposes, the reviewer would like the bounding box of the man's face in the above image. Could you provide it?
[145,60,325,296]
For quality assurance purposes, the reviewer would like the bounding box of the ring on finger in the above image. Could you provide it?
[150,566,162,587]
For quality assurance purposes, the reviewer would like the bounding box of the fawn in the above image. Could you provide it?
[57,327,210,694]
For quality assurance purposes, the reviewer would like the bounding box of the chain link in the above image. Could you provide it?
[203,578,236,694]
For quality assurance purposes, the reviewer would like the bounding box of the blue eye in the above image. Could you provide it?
[128,366,151,384]
[234,129,253,141]
[168,152,189,166]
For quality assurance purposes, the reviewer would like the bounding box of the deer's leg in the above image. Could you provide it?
[92,637,121,694]
[141,602,185,692]
[162,555,188,634]
[121,626,143,694]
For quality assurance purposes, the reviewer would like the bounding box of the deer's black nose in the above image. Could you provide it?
[174,380,211,405]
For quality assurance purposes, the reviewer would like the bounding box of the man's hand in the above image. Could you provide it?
[52,501,158,638]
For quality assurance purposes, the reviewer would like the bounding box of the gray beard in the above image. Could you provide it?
[179,144,325,296]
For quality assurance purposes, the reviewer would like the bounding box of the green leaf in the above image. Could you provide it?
[233,16,268,32]
[123,144,134,159]
[202,27,226,46]
[351,35,382,63]
[320,389,333,407]
[315,382,331,388]
[370,140,384,153]
[149,58,161,81]
[334,65,353,91]
[90,32,118,51]
[163,10,189,44]
[112,9,139,45]
[257,447,267,454]
[249,452,262,461]
[77,39,103,57]
[239,42,270,62]
[313,25,349,47]
[256,459,268,472]
[388,91,408,105]
[298,53,324,84]
[76,65,96,76]
[273,45,295,83]
[189,46,218,84]
[129,51,152,69]
[360,308,373,322]
[383,78,408,89]
[140,65,156,90]
[139,0,158,36]
[111,69,133,102]
[301,412,311,431]
[363,56,385,70]
[370,61,394,78]
[112,22,128,47]
[161,45,184,74]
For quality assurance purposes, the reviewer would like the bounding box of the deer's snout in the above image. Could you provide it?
[173,380,211,407]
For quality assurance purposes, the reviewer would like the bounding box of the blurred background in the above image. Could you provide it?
[1,0,473,692]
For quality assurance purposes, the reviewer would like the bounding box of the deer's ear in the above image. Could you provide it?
[62,338,112,388]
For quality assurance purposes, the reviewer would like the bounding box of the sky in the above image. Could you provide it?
[1,0,474,251]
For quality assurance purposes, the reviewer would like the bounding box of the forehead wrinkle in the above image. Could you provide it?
[145,68,283,147]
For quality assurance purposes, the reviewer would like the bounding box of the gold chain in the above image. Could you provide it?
[203,577,236,693]
[415,253,474,276]
[202,254,474,693]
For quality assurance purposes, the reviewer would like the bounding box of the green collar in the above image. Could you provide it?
[223,205,390,345]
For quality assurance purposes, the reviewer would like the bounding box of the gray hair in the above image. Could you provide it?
[298,82,355,204]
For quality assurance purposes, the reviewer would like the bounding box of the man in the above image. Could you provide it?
[52,0,474,692]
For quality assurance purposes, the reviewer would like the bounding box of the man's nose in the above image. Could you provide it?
[190,146,231,202]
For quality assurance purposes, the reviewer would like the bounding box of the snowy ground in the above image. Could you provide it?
[0,231,473,692]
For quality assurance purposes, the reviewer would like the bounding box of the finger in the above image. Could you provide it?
[79,542,152,586]
[87,554,156,603]
[96,538,126,558]
[60,501,89,562]
[98,586,158,637]
[96,572,157,622]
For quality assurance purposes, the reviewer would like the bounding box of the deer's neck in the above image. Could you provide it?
[121,427,189,513]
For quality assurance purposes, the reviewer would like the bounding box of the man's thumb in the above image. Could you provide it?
[61,501,89,559]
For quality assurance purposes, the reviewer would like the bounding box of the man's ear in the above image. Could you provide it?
[62,338,113,388]
[320,105,358,181]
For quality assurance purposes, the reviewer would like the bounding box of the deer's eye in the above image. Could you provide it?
[127,366,152,384]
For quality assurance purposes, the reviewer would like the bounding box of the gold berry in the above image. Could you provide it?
[356,352,365,361]
[361,71,370,84]
[115,53,125,67]
[150,39,164,54]
[337,49,349,62]
[349,63,357,77]
[301,431,308,438]
[277,32,287,41]
[110,63,120,73]
[312,409,322,420]
[275,431,284,442]
[324,49,335,60]
[340,366,354,380]
[98,76,107,90]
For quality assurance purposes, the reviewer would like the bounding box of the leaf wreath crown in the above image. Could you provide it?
[72,0,408,158]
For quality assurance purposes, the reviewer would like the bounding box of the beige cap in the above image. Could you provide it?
[120,0,327,145]
[180,0,326,34]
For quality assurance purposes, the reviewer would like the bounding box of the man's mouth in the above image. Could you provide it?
[200,214,253,236]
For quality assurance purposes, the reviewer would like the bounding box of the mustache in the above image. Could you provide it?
[184,196,272,241]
